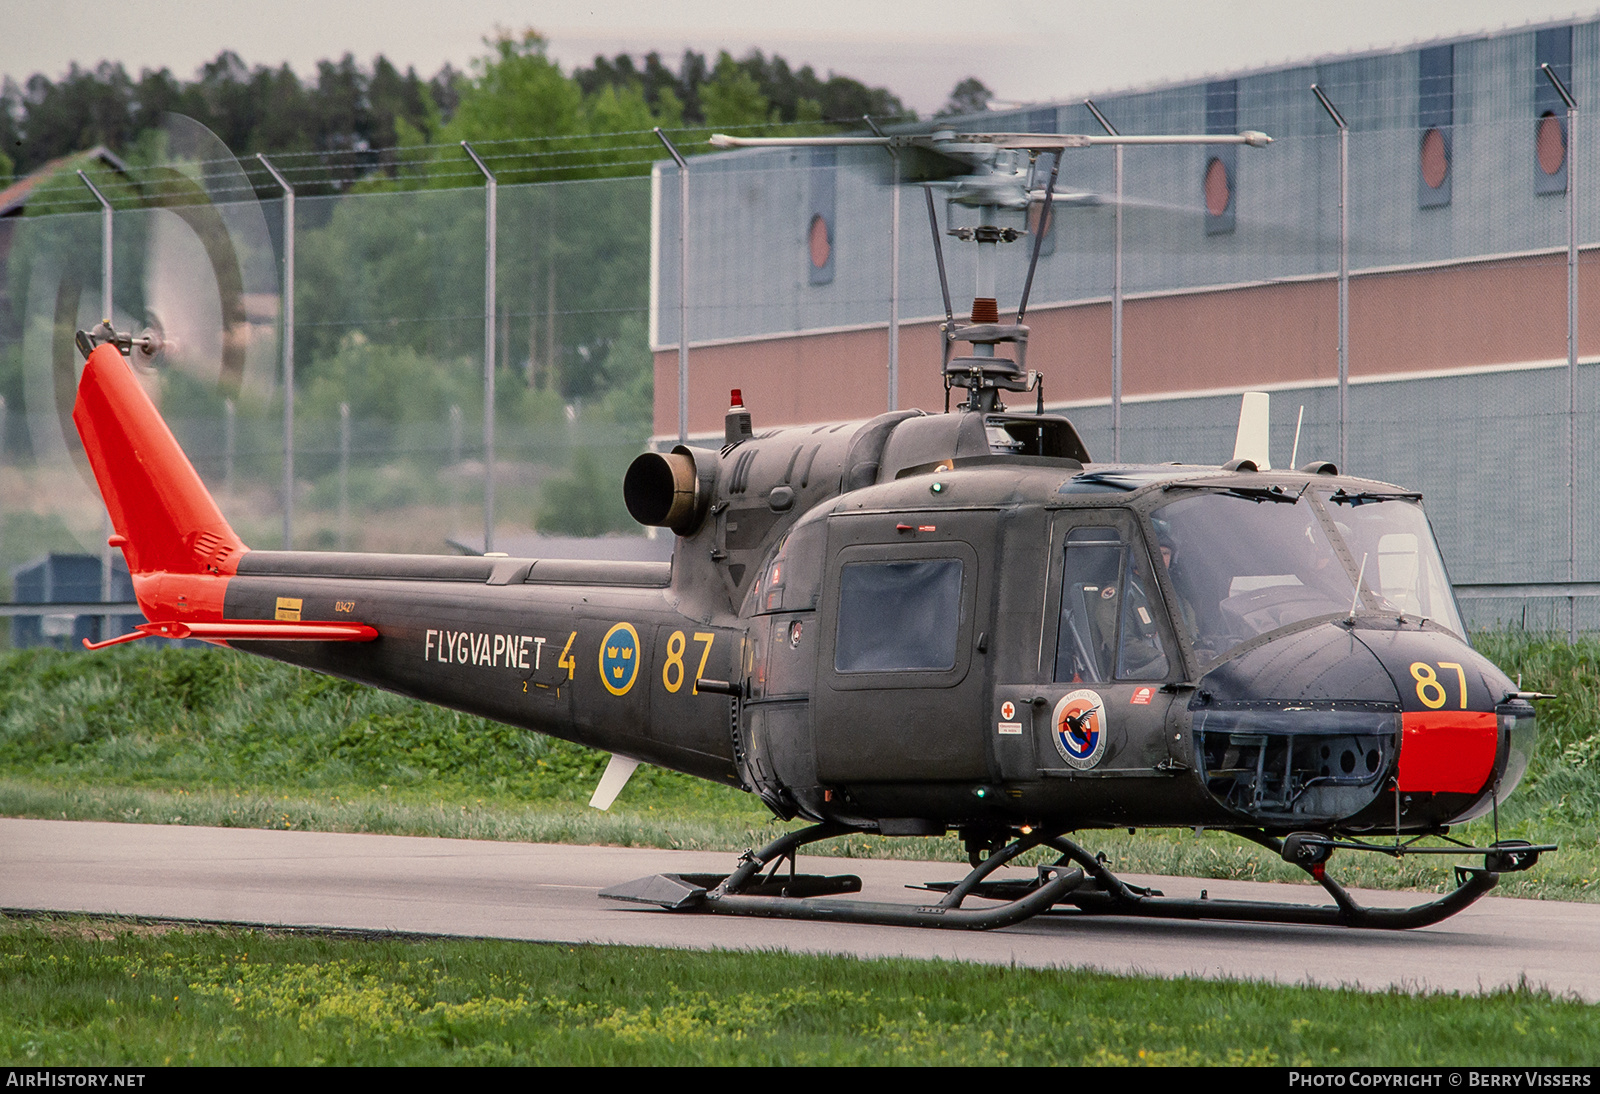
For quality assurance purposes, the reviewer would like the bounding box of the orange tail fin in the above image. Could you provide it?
[72,344,376,651]
[71,344,246,578]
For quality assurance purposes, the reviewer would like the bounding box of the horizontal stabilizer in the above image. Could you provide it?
[84,619,378,651]
[589,753,641,811]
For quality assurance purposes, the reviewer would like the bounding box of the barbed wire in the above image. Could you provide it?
[14,117,878,214]
[15,99,1592,217]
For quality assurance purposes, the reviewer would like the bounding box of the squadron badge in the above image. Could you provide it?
[1052,689,1107,769]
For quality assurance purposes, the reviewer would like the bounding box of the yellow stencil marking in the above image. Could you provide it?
[557,631,577,680]
[692,632,715,695]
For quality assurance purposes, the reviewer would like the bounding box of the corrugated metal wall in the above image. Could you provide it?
[655,20,1598,346]
[652,19,1600,628]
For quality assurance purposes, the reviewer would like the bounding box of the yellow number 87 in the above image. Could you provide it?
[1409,661,1467,710]
[662,630,716,695]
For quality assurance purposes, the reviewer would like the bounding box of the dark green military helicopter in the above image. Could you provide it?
[71,123,1550,932]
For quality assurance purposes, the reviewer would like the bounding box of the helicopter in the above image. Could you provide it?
[65,119,1553,933]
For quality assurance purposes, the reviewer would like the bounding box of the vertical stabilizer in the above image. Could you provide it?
[72,344,246,577]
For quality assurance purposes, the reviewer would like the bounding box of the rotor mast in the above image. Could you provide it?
[707,127,1272,416]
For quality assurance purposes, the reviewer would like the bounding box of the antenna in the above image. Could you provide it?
[1290,405,1305,468]
[1349,552,1369,621]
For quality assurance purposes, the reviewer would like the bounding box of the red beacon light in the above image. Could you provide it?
[725,388,753,448]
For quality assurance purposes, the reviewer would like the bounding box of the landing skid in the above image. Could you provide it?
[602,823,1087,930]
[599,824,1551,932]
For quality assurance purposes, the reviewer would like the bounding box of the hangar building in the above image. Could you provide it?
[649,18,1600,629]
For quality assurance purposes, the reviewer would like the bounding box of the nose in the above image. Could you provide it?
[1353,624,1535,824]
[1191,618,1534,829]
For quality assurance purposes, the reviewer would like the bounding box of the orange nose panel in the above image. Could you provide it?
[1397,711,1497,794]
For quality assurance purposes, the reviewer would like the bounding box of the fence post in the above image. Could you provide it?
[75,169,116,640]
[462,142,498,553]
[257,154,297,550]
[863,116,901,411]
[224,398,235,498]
[1085,101,1124,460]
[339,402,351,551]
[1543,63,1579,643]
[655,129,690,443]
[1311,85,1349,474]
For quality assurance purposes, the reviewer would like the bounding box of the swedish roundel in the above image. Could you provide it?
[599,622,641,696]
[1052,689,1107,770]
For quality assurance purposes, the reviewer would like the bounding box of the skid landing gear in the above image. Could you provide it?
[601,822,1087,930]
[599,825,1553,932]
[926,832,1549,930]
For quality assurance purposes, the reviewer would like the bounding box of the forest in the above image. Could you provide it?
[0,37,985,543]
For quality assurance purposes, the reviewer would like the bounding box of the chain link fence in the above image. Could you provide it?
[2,36,1597,644]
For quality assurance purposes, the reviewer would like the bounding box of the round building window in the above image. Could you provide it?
[809,213,832,268]
[1538,112,1566,175]
[1420,127,1449,189]
[1204,157,1231,216]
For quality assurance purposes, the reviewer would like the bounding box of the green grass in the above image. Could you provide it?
[2,915,1596,1066]
[0,635,1597,900]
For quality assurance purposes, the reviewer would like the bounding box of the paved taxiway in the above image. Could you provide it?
[3,817,1596,999]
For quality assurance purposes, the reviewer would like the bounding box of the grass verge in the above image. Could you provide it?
[2,915,1596,1066]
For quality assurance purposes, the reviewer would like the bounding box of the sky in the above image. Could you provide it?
[6,1,1598,116]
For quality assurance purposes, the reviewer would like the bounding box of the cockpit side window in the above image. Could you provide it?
[1054,526,1170,683]
[1117,543,1171,680]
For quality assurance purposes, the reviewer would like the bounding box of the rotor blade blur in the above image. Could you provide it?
[144,208,226,388]
[146,113,279,398]
[1038,188,1396,257]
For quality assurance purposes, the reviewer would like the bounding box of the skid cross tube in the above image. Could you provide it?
[703,824,1085,930]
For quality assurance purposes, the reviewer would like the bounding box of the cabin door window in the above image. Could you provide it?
[835,558,964,673]
[1054,525,1170,683]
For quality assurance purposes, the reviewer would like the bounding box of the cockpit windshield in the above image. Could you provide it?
[1153,491,1353,666]
[1150,488,1463,666]
[1319,492,1463,638]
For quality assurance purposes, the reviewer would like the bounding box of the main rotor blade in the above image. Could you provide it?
[953,130,1273,150]
[709,134,892,148]
[709,130,1273,151]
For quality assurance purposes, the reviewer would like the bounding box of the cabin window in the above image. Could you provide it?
[1054,527,1170,683]
[835,558,963,672]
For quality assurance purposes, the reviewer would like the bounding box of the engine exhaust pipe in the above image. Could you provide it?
[624,446,713,535]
